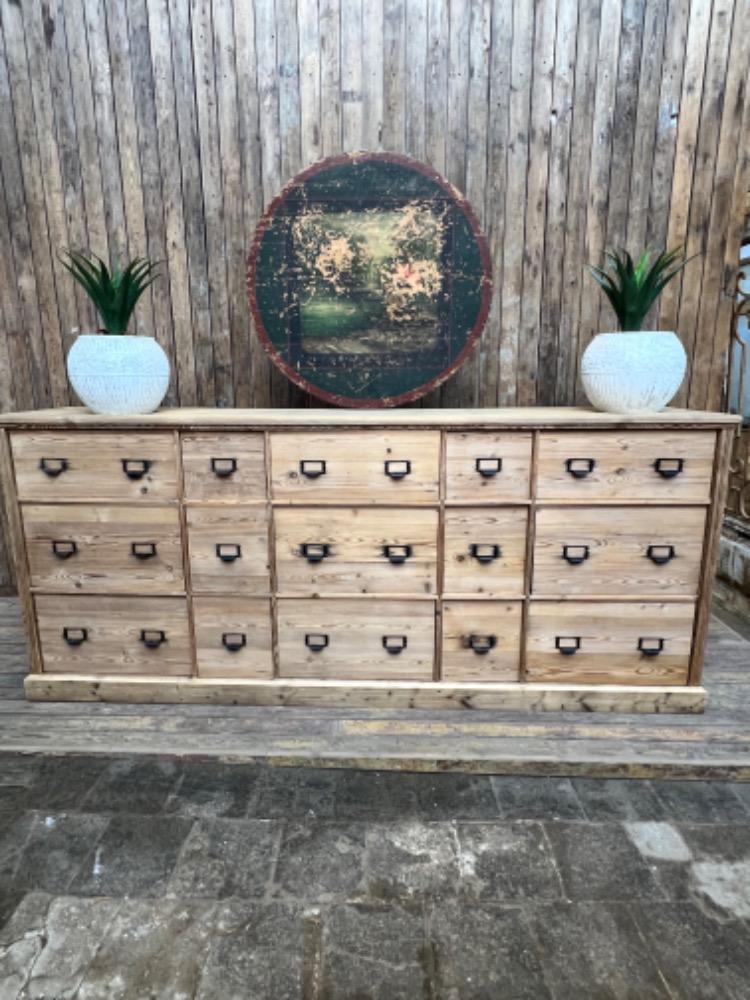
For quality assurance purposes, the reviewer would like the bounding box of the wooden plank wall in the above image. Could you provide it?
[0,0,748,590]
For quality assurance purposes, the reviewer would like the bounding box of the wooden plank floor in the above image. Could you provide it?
[1,598,749,778]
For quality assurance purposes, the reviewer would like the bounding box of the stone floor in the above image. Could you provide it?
[1,755,750,998]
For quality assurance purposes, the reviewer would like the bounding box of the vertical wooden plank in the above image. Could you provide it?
[126,0,179,405]
[1,4,66,407]
[235,0,273,406]
[499,0,534,406]
[557,0,601,403]
[341,0,364,151]
[442,0,491,408]
[517,0,556,405]
[213,0,254,408]
[382,0,406,152]
[142,0,198,404]
[478,0,513,407]
[690,0,750,409]
[645,0,690,253]
[674,0,734,406]
[537,0,578,404]
[445,0,469,193]
[362,0,385,150]
[168,0,216,406]
[573,0,622,404]
[657,0,713,337]
[0,169,33,412]
[191,0,234,407]
[319,0,342,156]
[298,0,323,164]
[408,0,430,161]
[625,0,668,256]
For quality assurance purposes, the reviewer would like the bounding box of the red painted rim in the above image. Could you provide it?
[246,152,493,408]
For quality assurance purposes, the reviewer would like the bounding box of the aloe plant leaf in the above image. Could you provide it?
[58,248,160,334]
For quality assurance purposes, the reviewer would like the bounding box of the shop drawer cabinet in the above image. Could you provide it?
[0,406,737,713]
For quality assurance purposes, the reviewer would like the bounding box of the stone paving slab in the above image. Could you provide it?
[0,754,749,998]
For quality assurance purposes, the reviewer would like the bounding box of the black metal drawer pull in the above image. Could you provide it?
[638,637,665,657]
[565,458,595,479]
[52,540,78,560]
[383,544,412,564]
[211,457,238,478]
[39,457,69,477]
[556,636,581,655]
[475,457,502,478]
[121,459,152,480]
[469,543,501,564]
[562,544,590,565]
[222,632,247,652]
[654,458,684,479]
[382,635,408,655]
[140,629,166,649]
[131,542,157,560]
[301,542,330,563]
[300,459,326,479]
[63,626,87,646]
[646,544,675,565]
[305,633,329,652]
[216,543,242,563]
[467,634,497,655]
[384,459,411,480]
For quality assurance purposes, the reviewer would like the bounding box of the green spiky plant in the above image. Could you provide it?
[588,247,690,332]
[59,250,161,335]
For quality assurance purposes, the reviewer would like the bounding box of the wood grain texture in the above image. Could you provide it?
[445,432,532,501]
[441,599,522,681]
[192,596,273,678]
[442,507,527,597]
[181,432,266,502]
[186,505,270,595]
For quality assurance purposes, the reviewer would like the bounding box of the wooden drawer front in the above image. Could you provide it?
[526,602,694,685]
[182,433,266,501]
[270,431,440,502]
[443,507,527,596]
[536,431,715,500]
[186,507,270,594]
[275,507,438,596]
[193,597,273,678]
[442,601,522,681]
[445,432,532,501]
[11,432,178,502]
[277,598,435,680]
[35,595,191,675]
[533,506,706,597]
[22,504,184,594]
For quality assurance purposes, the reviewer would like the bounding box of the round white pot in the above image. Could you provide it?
[67,334,170,415]
[580,331,687,414]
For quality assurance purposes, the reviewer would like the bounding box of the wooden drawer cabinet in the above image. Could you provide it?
[277,598,435,680]
[193,597,273,678]
[443,507,527,596]
[526,602,694,685]
[186,506,270,594]
[274,506,438,596]
[442,601,522,680]
[536,431,715,500]
[270,431,440,502]
[0,407,736,713]
[22,504,184,594]
[35,595,191,675]
[11,431,178,502]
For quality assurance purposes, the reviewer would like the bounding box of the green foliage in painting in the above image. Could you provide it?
[59,249,161,335]
[588,247,690,332]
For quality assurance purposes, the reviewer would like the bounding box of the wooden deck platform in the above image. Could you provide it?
[1,598,748,778]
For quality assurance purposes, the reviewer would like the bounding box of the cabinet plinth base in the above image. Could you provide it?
[24,674,707,714]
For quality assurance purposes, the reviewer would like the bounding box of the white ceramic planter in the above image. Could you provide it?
[67,334,170,415]
[580,331,687,414]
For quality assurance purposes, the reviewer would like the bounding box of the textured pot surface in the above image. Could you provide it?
[580,331,687,414]
[67,334,170,415]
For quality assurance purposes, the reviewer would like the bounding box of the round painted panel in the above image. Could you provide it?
[247,153,492,407]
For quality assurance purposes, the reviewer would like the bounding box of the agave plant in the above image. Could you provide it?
[59,249,161,335]
[588,247,689,332]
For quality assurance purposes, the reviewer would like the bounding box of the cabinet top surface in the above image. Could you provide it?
[0,406,739,430]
